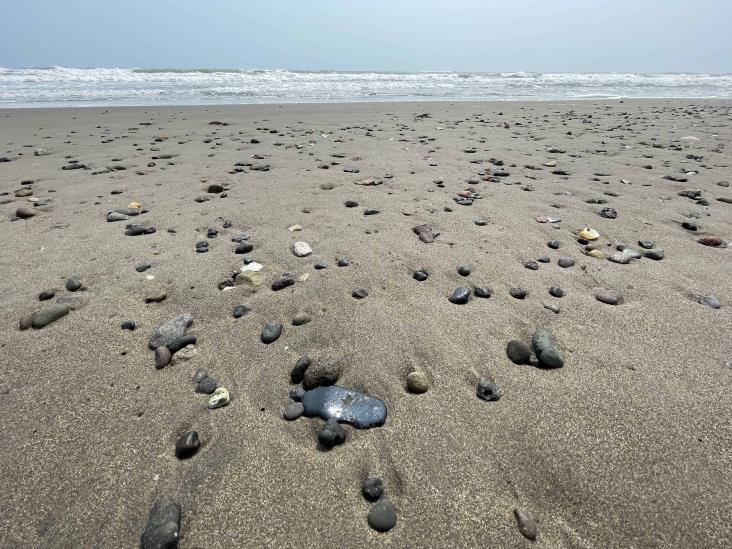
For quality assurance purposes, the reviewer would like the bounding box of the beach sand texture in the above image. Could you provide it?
[0,100,730,548]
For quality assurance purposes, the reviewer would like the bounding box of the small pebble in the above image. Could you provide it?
[476,377,501,401]
[510,287,528,299]
[175,431,200,460]
[154,346,171,369]
[449,286,471,304]
[283,402,305,420]
[318,418,346,448]
[406,371,430,394]
[367,499,397,532]
[208,387,230,409]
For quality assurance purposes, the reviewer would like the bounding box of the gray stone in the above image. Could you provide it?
[531,328,564,368]
[477,378,501,401]
[154,346,171,369]
[148,315,193,349]
[506,340,531,364]
[283,402,304,420]
[261,321,283,344]
[406,371,429,394]
[698,295,721,309]
[368,499,397,532]
[31,304,71,329]
[140,502,181,549]
[514,508,538,541]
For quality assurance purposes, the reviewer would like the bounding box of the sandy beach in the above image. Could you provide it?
[0,99,730,548]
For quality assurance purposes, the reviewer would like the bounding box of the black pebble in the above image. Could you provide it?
[510,287,528,299]
[474,286,492,298]
[413,270,429,281]
[175,431,200,459]
[66,277,81,291]
[549,286,565,298]
[457,265,471,276]
[352,289,368,299]
[362,478,384,501]
[235,242,254,254]
[38,290,55,301]
[291,356,311,384]
[449,286,471,304]
[318,418,346,448]
[121,320,136,330]
[547,240,560,249]
[506,340,531,364]
[233,305,250,318]
[195,377,217,394]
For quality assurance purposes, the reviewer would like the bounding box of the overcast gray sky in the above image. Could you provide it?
[1,0,730,72]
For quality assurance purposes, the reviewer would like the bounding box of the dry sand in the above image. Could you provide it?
[0,100,730,548]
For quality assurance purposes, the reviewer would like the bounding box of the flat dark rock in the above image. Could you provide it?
[301,385,387,429]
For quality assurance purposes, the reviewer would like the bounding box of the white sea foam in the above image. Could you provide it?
[1,67,731,107]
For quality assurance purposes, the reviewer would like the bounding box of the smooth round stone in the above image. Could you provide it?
[362,477,384,501]
[261,321,283,344]
[644,249,665,260]
[413,270,429,281]
[208,387,230,409]
[291,356,311,383]
[506,340,531,364]
[303,362,340,389]
[406,371,429,394]
[121,320,136,330]
[368,499,397,532]
[557,257,575,268]
[638,240,655,249]
[293,241,312,257]
[31,303,71,329]
[314,260,328,269]
[698,295,721,309]
[352,289,369,299]
[175,431,200,460]
[344,200,358,207]
[154,346,171,369]
[457,265,471,276]
[195,377,217,394]
[510,287,528,299]
[292,312,312,326]
[38,290,55,301]
[547,240,561,249]
[449,286,471,304]
[302,385,386,428]
[537,255,551,263]
[477,378,501,401]
[549,286,565,298]
[192,368,208,383]
[524,260,539,270]
[233,305,250,318]
[318,418,346,448]
[271,275,295,291]
[283,401,304,420]
[474,286,492,298]
[595,288,621,305]
[474,218,488,226]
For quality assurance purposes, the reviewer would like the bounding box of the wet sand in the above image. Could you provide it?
[0,100,730,547]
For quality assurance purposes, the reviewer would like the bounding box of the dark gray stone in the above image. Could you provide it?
[140,502,181,549]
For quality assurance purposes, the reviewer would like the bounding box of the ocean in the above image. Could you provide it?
[1,67,732,108]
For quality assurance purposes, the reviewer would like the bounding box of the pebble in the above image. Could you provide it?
[144,286,167,303]
[272,275,295,291]
[364,208,380,215]
[579,228,599,240]
[547,239,560,249]
[31,304,71,329]
[549,286,565,298]
[168,336,196,354]
[291,356,311,383]
[15,207,37,219]
[352,289,368,299]
[171,344,198,365]
[698,295,721,309]
[261,321,283,343]
[107,211,129,222]
[195,377,217,394]
[233,305,250,318]
[514,508,538,541]
[140,502,181,549]
[477,378,501,401]
[474,286,492,298]
[208,387,230,409]
[292,312,312,326]
[234,242,253,254]
[697,236,724,247]
[510,287,528,299]
[595,288,621,305]
[449,286,471,304]
[318,418,346,448]
[175,431,200,459]
[544,303,560,314]
[38,290,55,301]
[192,368,208,383]
[506,340,531,364]
[368,499,397,532]
[524,260,539,270]
[406,371,430,394]
[362,478,384,501]
[314,260,328,269]
[644,249,665,260]
[531,328,564,368]
[413,269,429,281]
[154,346,172,369]
[65,277,82,292]
[557,257,575,268]
[289,387,306,401]
[303,361,340,389]
[293,241,312,257]
[283,402,304,420]
[121,320,136,330]
[457,265,471,276]
[337,258,350,267]
[599,207,618,219]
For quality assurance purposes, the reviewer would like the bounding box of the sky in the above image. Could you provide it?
[1,0,730,73]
